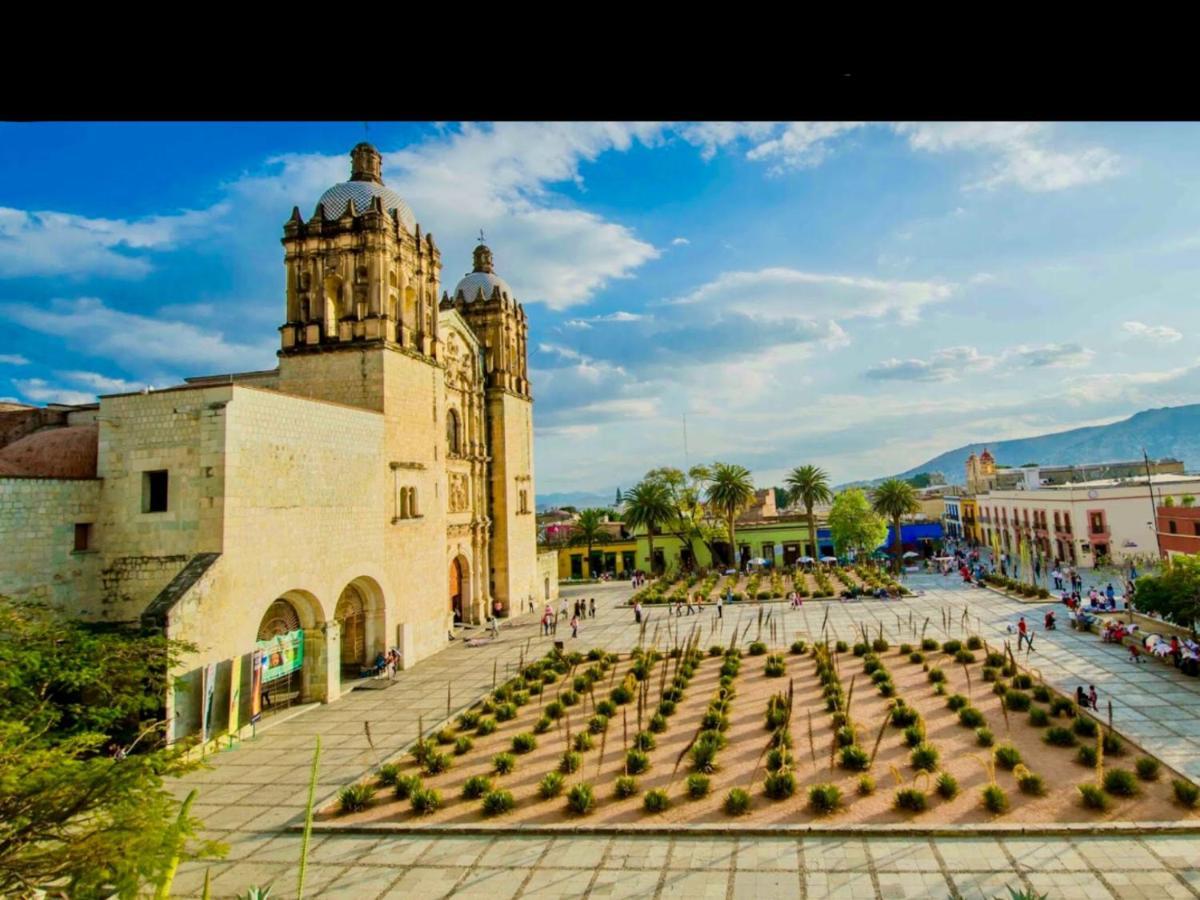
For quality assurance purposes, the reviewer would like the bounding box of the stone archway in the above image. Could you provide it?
[333,577,386,681]
[254,590,328,710]
[449,556,469,626]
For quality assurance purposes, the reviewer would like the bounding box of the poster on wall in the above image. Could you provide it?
[201,662,217,744]
[228,655,242,740]
[250,651,264,724]
[258,629,304,683]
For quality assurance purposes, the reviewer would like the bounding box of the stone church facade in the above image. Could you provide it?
[0,143,555,739]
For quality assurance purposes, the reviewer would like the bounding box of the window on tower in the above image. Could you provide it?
[447,409,461,456]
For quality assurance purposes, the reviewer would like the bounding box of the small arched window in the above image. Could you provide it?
[447,409,461,456]
[408,487,419,517]
[399,487,410,519]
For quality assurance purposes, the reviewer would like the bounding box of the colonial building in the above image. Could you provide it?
[0,142,556,740]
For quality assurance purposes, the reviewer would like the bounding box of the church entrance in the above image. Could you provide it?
[255,597,305,715]
[335,585,367,680]
[449,556,468,625]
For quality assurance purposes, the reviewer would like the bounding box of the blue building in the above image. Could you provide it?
[818,521,944,558]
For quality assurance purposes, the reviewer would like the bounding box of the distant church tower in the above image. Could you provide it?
[443,240,535,614]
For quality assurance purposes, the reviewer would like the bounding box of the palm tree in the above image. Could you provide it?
[871,479,921,573]
[706,462,756,570]
[785,464,832,561]
[622,480,673,575]
[569,508,610,577]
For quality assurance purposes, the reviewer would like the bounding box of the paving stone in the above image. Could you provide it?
[307,834,383,863]
[1104,869,1196,899]
[478,836,550,868]
[606,835,672,869]
[358,835,433,866]
[1026,870,1117,899]
[450,866,528,899]
[519,867,598,898]
[805,869,878,897]
[417,834,491,867]
[588,867,662,899]
[542,836,611,869]
[732,868,803,899]
[668,836,739,869]
[802,837,871,871]
[1004,836,1089,871]
[868,838,939,873]
[876,869,953,898]
[932,837,1009,871]
[1076,838,1166,871]
[949,871,1030,900]
[737,836,801,871]
[659,868,728,899]
[381,865,468,898]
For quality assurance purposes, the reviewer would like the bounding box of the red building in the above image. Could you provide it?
[1157,505,1200,559]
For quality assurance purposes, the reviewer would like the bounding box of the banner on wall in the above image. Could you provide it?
[201,662,217,744]
[250,651,264,724]
[258,629,304,683]
[228,655,242,739]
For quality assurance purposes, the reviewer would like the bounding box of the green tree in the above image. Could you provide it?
[827,489,889,559]
[0,597,222,896]
[622,480,673,574]
[569,508,610,576]
[872,479,921,572]
[1132,553,1200,632]
[706,462,756,569]
[639,466,724,568]
[785,464,833,560]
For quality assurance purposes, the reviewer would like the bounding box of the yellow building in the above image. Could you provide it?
[557,539,639,581]
[0,142,557,741]
[961,496,981,544]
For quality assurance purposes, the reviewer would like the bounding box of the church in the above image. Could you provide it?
[0,142,556,740]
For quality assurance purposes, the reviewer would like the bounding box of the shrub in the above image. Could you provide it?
[709,644,725,657]
[541,671,558,685]
[899,643,914,655]
[869,669,889,685]
[1072,717,1097,738]
[1103,733,1125,756]
[894,788,928,812]
[748,640,768,656]
[946,693,968,712]
[435,727,456,745]
[872,638,890,653]
[611,684,633,704]
[338,783,376,813]
[1050,697,1077,717]
[596,699,617,717]
[488,752,515,775]
[614,775,639,799]
[545,700,566,720]
[790,640,808,655]
[808,783,842,815]
[719,660,740,679]
[966,635,983,650]
[765,655,787,677]
[992,682,1008,698]
[891,703,920,727]
[724,787,752,815]
[1012,674,1033,690]
[633,731,656,752]
[853,642,869,657]
[1032,685,1051,703]
[657,699,676,717]
[928,668,946,684]
[767,748,793,772]
[1018,771,1046,796]
[495,702,518,722]
[959,707,985,728]
[1172,779,1200,808]
[649,713,668,734]
[981,667,998,683]
[930,683,944,697]
[909,651,925,664]
[1078,783,1110,810]
[879,681,897,698]
[423,752,451,776]
[463,775,493,799]
[858,774,876,795]
[836,640,850,653]
[454,735,474,755]
[702,709,730,731]
[936,772,959,799]
[533,716,552,735]
[393,774,422,800]
[982,784,1008,814]
[626,749,651,775]
[511,733,537,754]
[475,717,498,736]
[922,638,939,651]
[1135,757,1161,781]
[538,771,565,799]
[410,787,442,815]
[567,782,596,815]
[994,744,1022,769]
[527,682,543,696]
[976,727,995,747]
[1077,746,1097,767]
[1103,768,1138,797]
[378,763,401,787]
[1028,707,1049,727]
[903,725,924,748]
[1044,727,1077,748]
[573,733,594,753]
[643,788,670,812]
[985,652,1006,668]
[911,743,939,772]
[1004,691,1032,712]
[685,773,711,799]
[458,710,481,729]
[837,725,858,748]
[764,770,797,800]
[589,714,610,735]
[941,639,962,655]
[840,745,870,771]
[954,649,976,665]
[559,751,582,774]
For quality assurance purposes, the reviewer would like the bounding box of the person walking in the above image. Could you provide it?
[589,597,596,619]
[560,597,569,622]
[570,613,579,639]
[541,605,552,636]
[634,601,643,625]
[1088,684,1098,711]
[686,594,696,616]
[716,594,724,619]
[1017,616,1030,651]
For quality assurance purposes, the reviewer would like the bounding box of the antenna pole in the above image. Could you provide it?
[1143,448,1164,564]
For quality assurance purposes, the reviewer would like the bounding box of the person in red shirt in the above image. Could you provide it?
[1017,616,1029,651]
[1170,635,1182,668]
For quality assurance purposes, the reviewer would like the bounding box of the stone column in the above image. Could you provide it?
[302,621,341,704]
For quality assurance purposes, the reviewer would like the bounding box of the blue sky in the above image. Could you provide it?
[3,122,1199,494]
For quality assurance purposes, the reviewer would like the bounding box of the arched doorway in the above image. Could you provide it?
[335,585,367,679]
[449,556,468,625]
[255,596,308,714]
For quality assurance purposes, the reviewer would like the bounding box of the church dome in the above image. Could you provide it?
[315,142,416,231]
[0,424,98,478]
[454,242,515,302]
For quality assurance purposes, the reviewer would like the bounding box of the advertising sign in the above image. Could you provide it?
[250,651,264,724]
[201,662,217,744]
[227,654,242,740]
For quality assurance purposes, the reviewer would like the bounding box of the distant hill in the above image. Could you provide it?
[861,404,1200,487]
[536,489,618,512]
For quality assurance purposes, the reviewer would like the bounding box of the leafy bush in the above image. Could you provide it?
[903,725,924,748]
[702,709,730,731]
[545,700,566,720]
[614,775,639,798]
[899,643,914,655]
[790,640,808,655]
[1028,707,1049,727]
[1078,783,1110,810]
[338,783,376,813]
[573,733,594,753]
[657,699,676,717]
[764,770,797,800]
[767,748,794,772]
[610,684,633,705]
[378,763,401,787]
[724,787,752,815]
[512,733,537,754]
[872,638,890,653]
[589,714,609,735]
[765,655,787,677]
[1135,757,1161,781]
[1044,727,1077,748]
[982,784,1008,813]
[954,649,976,665]
[649,713,668,734]
[533,716,552,735]
[410,787,442,815]
[936,772,959,799]
[993,682,1009,698]
[423,752,451,775]
[922,638,939,651]
[946,693,968,712]
[463,775,494,799]
[808,783,842,815]
[1012,674,1033,690]
[748,641,768,656]
[891,703,920,727]
[1172,779,1200,808]
[458,710,481,729]
[709,645,725,657]
[538,771,565,799]
[633,731,656,752]
[1103,733,1125,756]
[858,774,876,795]
[836,640,850,653]
[985,652,1006,668]
[976,727,995,747]
[1032,685,1052,703]
[995,744,1022,769]
[475,717,498,736]
[894,787,928,812]
[481,789,516,816]
[1004,691,1032,712]
[840,745,870,770]
[393,774,422,800]
[567,782,596,815]
[626,749,651,775]
[435,727,456,745]
[941,639,962,655]
[879,681,896,698]
[687,773,711,798]
[909,651,925,664]
[495,702,518,721]
[1072,717,1097,738]
[559,751,582,774]
[931,683,944,697]
[643,788,670,812]
[1050,697,1076,717]
[959,707,985,728]
[492,752,516,775]
[981,667,998,683]
[911,743,939,772]
[928,668,946,684]
[1018,771,1046,796]
[1103,768,1138,796]
[596,699,617,717]
[1077,745,1097,767]
[966,635,983,650]
[454,736,474,755]
[853,642,869,657]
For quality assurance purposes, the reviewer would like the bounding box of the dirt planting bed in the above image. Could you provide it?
[321,636,1200,830]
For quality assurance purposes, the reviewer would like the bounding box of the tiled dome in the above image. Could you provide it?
[0,424,98,478]
[316,181,415,231]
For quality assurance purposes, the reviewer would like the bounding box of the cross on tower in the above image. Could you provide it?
[478,228,486,245]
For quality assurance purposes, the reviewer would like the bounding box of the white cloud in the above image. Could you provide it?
[1,297,277,374]
[671,237,690,246]
[0,354,29,365]
[676,122,779,160]
[0,204,228,279]
[58,370,146,393]
[1010,342,1094,368]
[744,122,864,175]
[1122,320,1183,343]
[893,122,1120,192]
[12,378,98,406]
[865,342,1095,382]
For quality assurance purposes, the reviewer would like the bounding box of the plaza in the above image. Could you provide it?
[169,575,1200,898]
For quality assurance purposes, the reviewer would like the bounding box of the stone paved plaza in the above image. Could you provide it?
[172,577,1200,898]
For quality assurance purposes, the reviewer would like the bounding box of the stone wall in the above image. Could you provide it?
[0,476,100,611]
